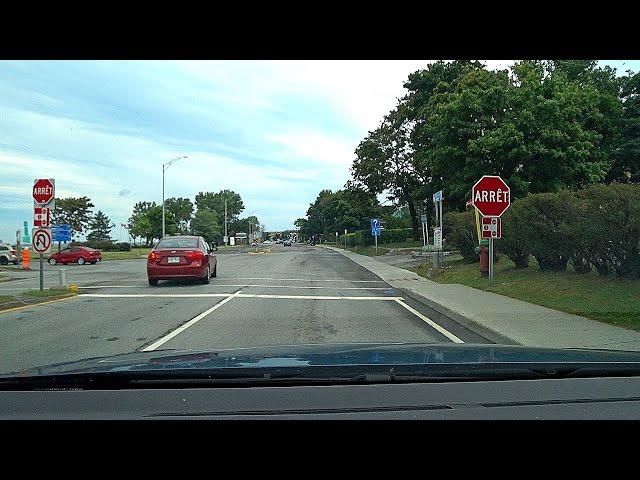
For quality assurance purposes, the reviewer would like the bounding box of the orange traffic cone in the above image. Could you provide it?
[21,248,31,270]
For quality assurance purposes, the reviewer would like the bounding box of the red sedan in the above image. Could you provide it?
[147,236,217,286]
[48,246,102,265]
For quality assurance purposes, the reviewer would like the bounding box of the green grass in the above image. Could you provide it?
[99,248,151,261]
[23,288,75,298]
[337,240,425,257]
[413,257,640,331]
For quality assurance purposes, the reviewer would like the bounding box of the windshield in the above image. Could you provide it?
[1,59,640,381]
[155,238,199,249]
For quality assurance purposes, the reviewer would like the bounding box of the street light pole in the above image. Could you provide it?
[162,155,188,239]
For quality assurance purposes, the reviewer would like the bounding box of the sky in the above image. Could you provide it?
[1,59,638,243]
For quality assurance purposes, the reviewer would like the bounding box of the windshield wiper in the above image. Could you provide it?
[2,362,640,390]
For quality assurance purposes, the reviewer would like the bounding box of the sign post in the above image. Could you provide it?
[432,190,444,269]
[33,178,55,292]
[420,214,428,248]
[471,176,510,284]
[371,218,381,254]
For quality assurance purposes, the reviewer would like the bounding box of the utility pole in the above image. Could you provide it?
[224,199,228,245]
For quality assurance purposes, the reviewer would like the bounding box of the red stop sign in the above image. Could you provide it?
[472,175,510,217]
[33,178,55,204]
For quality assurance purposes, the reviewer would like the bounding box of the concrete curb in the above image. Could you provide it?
[324,245,519,345]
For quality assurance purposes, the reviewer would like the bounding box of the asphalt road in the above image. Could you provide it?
[0,244,492,374]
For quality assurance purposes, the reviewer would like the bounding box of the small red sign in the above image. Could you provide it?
[33,178,55,204]
[472,176,510,217]
[481,216,501,239]
[34,207,52,227]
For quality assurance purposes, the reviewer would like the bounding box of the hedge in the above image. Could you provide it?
[447,183,640,278]
[338,228,413,247]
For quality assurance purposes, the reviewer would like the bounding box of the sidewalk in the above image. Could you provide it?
[325,246,640,351]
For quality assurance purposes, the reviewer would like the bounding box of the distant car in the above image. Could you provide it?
[275,239,282,244]
[283,239,292,247]
[147,235,217,286]
[48,246,102,265]
[0,244,19,265]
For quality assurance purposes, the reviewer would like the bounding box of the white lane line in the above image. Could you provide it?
[231,277,386,283]
[141,289,243,352]
[394,299,464,344]
[79,284,391,291]
[80,293,402,301]
[236,294,402,301]
[82,293,232,298]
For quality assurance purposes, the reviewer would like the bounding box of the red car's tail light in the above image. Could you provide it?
[148,251,160,262]
[184,250,205,263]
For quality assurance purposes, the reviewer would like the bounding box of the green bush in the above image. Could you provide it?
[508,192,579,272]
[499,201,531,269]
[443,211,478,263]
[117,242,131,252]
[339,228,413,247]
[574,183,640,279]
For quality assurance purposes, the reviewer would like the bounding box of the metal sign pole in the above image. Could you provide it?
[375,233,378,254]
[422,221,426,247]
[39,253,44,291]
[488,237,494,285]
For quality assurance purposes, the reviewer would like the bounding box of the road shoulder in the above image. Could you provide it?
[324,245,640,351]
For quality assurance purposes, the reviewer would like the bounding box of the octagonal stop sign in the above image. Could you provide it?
[472,175,510,217]
[33,178,55,205]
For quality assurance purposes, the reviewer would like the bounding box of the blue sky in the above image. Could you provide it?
[1,60,638,243]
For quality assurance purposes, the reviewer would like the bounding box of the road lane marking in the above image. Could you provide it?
[0,295,78,315]
[81,293,232,298]
[394,299,464,344]
[236,294,403,301]
[141,289,244,352]
[78,284,391,291]
[80,293,403,301]
[231,277,386,283]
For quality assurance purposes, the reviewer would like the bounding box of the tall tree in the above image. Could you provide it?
[128,201,157,246]
[53,196,95,239]
[609,71,640,182]
[190,209,222,243]
[87,211,113,242]
[195,190,244,226]
[352,106,422,239]
[165,197,194,234]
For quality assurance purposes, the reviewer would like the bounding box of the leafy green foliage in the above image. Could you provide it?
[53,196,95,239]
[443,211,478,263]
[190,209,222,243]
[165,197,194,234]
[86,210,113,242]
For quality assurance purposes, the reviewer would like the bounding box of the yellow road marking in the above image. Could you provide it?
[0,294,78,315]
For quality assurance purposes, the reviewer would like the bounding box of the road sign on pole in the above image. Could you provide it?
[32,228,52,253]
[371,218,381,254]
[33,178,55,205]
[34,206,52,227]
[472,176,510,283]
[471,175,510,217]
[481,216,501,239]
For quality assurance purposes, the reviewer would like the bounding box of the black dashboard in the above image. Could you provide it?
[2,376,640,419]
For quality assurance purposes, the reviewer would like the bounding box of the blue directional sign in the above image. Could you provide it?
[52,224,72,242]
[22,220,31,243]
[433,190,443,202]
[370,218,381,236]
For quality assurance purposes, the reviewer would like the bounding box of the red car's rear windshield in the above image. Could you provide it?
[155,238,199,249]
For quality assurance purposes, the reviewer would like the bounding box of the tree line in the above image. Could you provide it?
[127,189,259,246]
[297,60,639,240]
[51,189,260,247]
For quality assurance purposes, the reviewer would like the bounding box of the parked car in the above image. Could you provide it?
[0,244,19,265]
[48,246,102,265]
[147,235,217,286]
[283,239,292,247]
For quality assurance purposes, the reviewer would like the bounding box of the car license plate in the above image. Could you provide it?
[168,256,180,264]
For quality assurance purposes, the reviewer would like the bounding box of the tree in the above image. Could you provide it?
[128,201,157,246]
[191,209,222,243]
[195,190,244,226]
[146,205,177,242]
[53,196,95,239]
[609,71,640,183]
[352,106,422,239]
[165,197,194,234]
[87,211,113,242]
